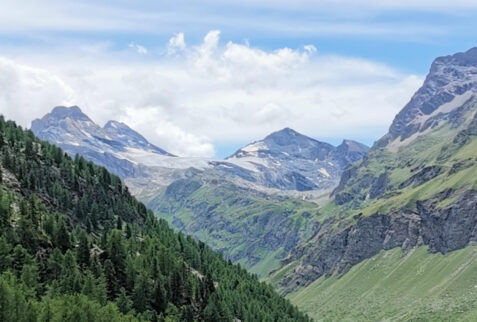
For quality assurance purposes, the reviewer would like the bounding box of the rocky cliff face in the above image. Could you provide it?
[280,189,477,293]
[275,48,477,294]
[376,47,477,148]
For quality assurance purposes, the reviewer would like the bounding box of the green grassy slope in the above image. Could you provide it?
[327,112,477,221]
[269,96,477,318]
[289,246,477,321]
[148,183,323,277]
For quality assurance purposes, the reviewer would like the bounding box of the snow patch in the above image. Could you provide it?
[318,168,330,178]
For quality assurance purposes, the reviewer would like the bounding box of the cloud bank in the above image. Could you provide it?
[0,30,422,157]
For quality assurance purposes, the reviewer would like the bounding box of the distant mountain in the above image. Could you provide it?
[31,106,368,277]
[269,47,477,320]
[32,107,368,193]
[226,127,368,191]
[31,106,174,177]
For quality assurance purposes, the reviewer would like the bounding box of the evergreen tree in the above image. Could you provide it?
[55,217,70,253]
[76,230,91,268]
[116,287,133,315]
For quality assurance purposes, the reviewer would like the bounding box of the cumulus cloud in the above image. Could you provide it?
[129,42,148,55]
[0,57,76,127]
[0,30,423,157]
[167,33,186,55]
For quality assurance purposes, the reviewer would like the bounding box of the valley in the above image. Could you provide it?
[23,46,477,321]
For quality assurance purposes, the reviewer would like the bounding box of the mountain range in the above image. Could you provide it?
[31,106,368,276]
[32,109,367,192]
[28,47,477,320]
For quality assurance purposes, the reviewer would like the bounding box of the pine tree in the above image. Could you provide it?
[76,230,91,269]
[55,218,71,253]
[21,262,39,295]
[116,287,133,314]
[132,273,151,313]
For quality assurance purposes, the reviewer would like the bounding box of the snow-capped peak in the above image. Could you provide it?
[31,106,174,177]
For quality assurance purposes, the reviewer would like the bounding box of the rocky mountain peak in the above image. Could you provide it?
[228,127,334,161]
[432,47,477,68]
[49,105,90,121]
[103,120,125,130]
[31,106,174,177]
[332,140,369,168]
[336,139,368,153]
[224,128,367,191]
[375,47,477,148]
[264,127,299,143]
[263,127,327,149]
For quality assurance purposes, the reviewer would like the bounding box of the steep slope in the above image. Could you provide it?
[148,177,325,277]
[269,48,477,316]
[0,115,310,321]
[288,246,477,321]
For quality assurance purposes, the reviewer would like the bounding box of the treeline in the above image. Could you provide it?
[0,115,310,322]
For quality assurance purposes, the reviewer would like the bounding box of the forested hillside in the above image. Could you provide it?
[0,115,310,321]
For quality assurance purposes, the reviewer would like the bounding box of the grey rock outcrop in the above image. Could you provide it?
[376,47,477,148]
[281,190,477,293]
[227,128,368,191]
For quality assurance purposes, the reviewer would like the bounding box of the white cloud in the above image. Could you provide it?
[129,42,148,55]
[0,30,424,157]
[167,33,186,55]
[0,57,76,127]
[155,121,215,157]
[0,0,474,37]
[304,45,317,54]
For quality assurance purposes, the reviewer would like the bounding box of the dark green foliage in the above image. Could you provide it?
[0,115,311,321]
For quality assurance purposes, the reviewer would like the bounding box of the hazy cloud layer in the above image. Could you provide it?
[0,31,422,157]
[0,0,474,39]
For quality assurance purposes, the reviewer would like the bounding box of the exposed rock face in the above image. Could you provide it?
[227,128,368,191]
[368,172,389,199]
[31,106,174,178]
[281,190,477,293]
[398,166,442,189]
[277,48,477,294]
[376,47,477,148]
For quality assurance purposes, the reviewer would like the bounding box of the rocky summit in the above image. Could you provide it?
[226,127,368,191]
[376,47,477,148]
[31,106,174,178]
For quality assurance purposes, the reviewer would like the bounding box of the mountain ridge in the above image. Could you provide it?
[375,47,477,148]
[269,48,477,313]
[32,106,368,192]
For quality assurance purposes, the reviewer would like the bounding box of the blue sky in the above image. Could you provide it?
[0,0,476,158]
